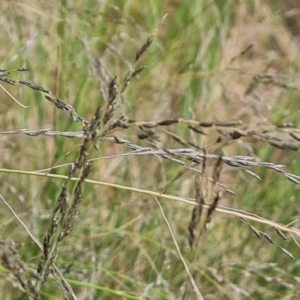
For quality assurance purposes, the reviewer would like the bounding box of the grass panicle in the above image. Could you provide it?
[1,1,300,299]
[0,240,40,300]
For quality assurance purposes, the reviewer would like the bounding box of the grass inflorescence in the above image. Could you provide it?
[1,1,300,299]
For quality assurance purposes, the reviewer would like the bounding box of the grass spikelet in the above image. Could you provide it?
[203,191,223,233]
[212,156,223,183]
[135,35,153,62]
[44,95,86,122]
[121,65,147,93]
[280,247,295,260]
[0,240,40,299]
[19,80,54,94]
[250,224,261,239]
[199,156,223,234]
[261,232,273,244]
[188,149,207,247]
[188,173,204,247]
[275,228,287,241]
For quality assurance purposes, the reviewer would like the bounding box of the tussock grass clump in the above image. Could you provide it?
[1,1,300,299]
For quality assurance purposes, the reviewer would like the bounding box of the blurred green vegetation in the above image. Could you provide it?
[0,0,300,299]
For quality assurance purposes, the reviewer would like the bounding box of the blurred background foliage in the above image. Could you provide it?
[1,0,300,299]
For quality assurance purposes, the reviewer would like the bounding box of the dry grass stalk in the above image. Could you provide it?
[0,68,31,108]
[3,124,300,189]
[36,105,102,293]
[4,125,300,189]
[154,196,204,300]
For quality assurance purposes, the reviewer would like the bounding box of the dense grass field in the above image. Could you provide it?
[1,1,300,299]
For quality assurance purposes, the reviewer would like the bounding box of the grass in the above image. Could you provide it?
[1,0,300,299]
